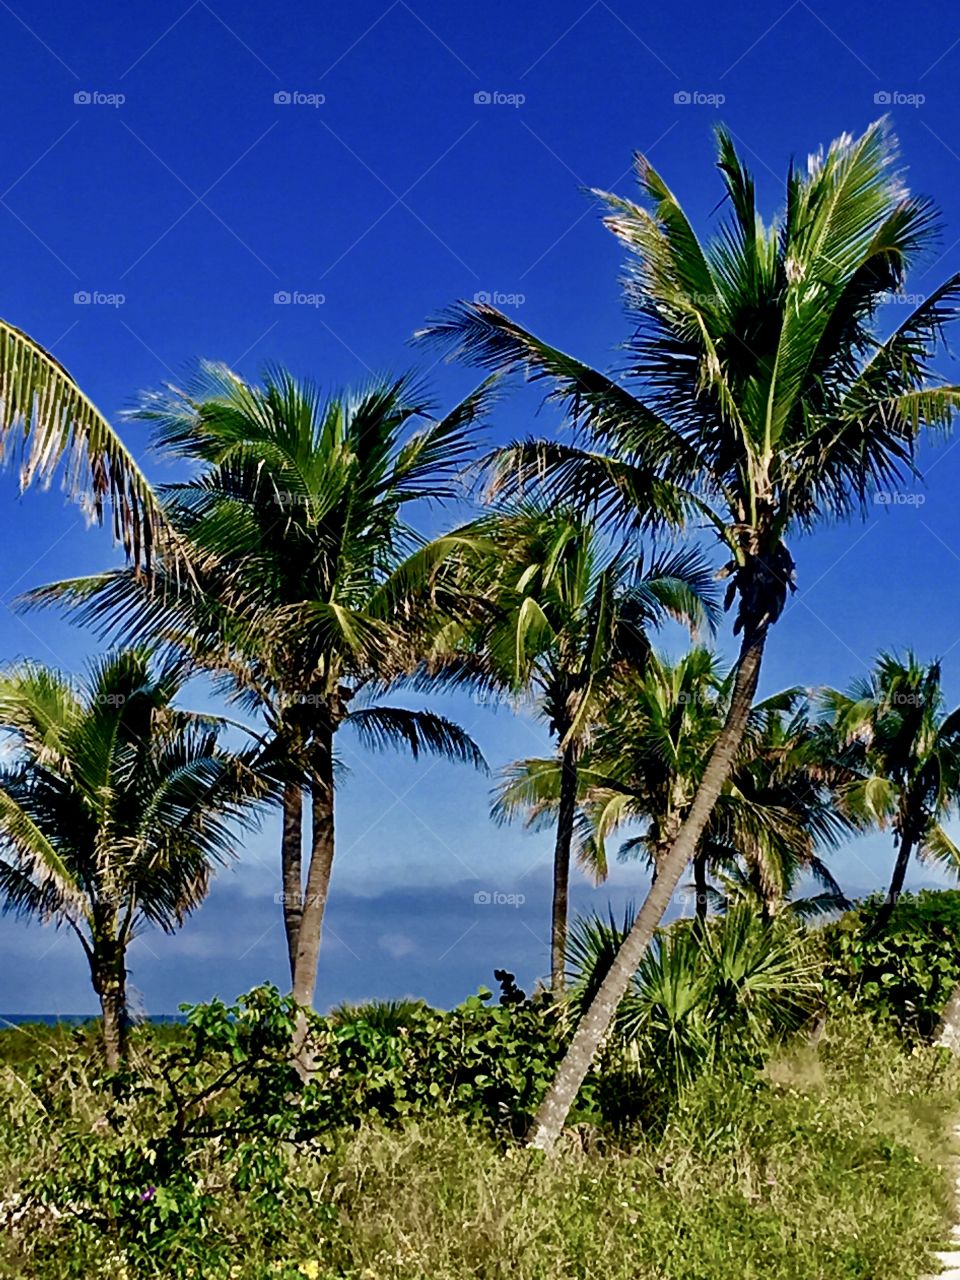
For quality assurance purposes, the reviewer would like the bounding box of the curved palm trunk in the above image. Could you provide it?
[281,781,304,983]
[292,721,336,1011]
[526,625,767,1152]
[550,742,579,993]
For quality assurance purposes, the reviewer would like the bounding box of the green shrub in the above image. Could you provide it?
[822,889,960,1035]
[1,1000,958,1278]
[568,905,821,1128]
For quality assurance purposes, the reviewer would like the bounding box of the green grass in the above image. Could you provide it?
[0,1015,956,1279]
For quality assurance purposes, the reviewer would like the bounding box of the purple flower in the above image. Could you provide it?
[139,1186,157,1203]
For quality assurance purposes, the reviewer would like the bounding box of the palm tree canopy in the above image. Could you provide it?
[819,650,960,873]
[496,649,851,903]
[0,650,263,948]
[421,120,960,636]
[427,503,719,746]
[24,364,494,772]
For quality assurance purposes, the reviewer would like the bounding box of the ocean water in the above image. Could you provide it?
[0,1014,188,1027]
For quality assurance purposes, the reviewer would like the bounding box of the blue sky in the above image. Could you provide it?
[2,0,960,1014]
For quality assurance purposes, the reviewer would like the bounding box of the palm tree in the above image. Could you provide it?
[819,651,960,924]
[422,120,960,1147]
[0,651,261,1067]
[471,506,717,990]
[27,364,490,1018]
[498,649,849,931]
[0,320,172,569]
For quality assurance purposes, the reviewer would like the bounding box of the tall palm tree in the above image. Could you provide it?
[469,506,717,990]
[819,651,960,924]
[27,364,490,1017]
[0,651,261,1067]
[422,120,960,1147]
[0,320,172,569]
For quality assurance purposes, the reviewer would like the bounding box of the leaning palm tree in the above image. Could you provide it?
[0,320,174,570]
[422,119,960,1147]
[27,364,490,1017]
[819,651,960,924]
[0,651,262,1067]
[473,506,717,990]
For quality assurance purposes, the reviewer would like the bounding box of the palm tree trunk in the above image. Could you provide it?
[291,721,336,1010]
[93,947,127,1070]
[551,742,579,993]
[693,848,708,933]
[880,828,914,924]
[281,781,304,984]
[526,624,767,1152]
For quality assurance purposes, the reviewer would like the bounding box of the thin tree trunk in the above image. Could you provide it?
[550,742,578,993]
[878,828,914,927]
[526,625,767,1152]
[281,781,304,984]
[292,722,336,1010]
[693,848,708,934]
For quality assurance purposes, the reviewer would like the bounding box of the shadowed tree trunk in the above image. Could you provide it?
[92,942,127,1070]
[292,719,336,1013]
[281,781,304,983]
[693,848,709,934]
[877,824,915,929]
[551,741,579,993]
[526,625,767,1151]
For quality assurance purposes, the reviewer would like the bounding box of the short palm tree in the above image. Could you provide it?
[820,651,960,923]
[566,904,818,1103]
[28,364,490,1017]
[0,320,170,568]
[473,506,717,990]
[498,650,849,929]
[0,651,261,1067]
[423,120,960,1147]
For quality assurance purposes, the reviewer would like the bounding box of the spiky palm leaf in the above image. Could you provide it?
[0,319,181,571]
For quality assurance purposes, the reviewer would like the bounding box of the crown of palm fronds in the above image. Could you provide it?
[421,120,960,634]
[0,650,265,947]
[818,650,960,874]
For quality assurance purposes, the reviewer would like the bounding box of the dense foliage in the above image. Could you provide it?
[1,1008,955,1279]
[823,889,960,1036]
